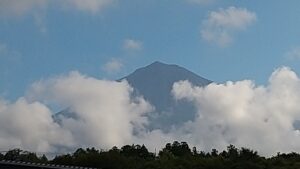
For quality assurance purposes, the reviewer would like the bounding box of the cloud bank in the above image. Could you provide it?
[0,71,152,153]
[172,67,300,156]
[0,98,73,153]
[201,6,256,47]
[1,67,300,156]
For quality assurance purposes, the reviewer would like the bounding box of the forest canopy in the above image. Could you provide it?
[1,141,300,169]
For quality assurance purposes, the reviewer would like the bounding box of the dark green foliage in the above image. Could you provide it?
[52,154,73,166]
[2,142,300,169]
[120,144,153,159]
[0,153,4,160]
[3,149,47,163]
[159,141,192,158]
[4,149,22,161]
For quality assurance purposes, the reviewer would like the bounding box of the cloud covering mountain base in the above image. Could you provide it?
[0,67,300,156]
[0,71,152,153]
[172,67,300,156]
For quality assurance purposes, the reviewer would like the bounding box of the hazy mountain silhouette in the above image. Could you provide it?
[119,61,212,130]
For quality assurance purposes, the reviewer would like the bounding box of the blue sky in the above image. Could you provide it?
[3,0,300,155]
[1,0,300,100]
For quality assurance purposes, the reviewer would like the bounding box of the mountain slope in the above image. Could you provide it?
[120,61,212,130]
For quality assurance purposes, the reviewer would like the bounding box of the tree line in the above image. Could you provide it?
[1,141,300,169]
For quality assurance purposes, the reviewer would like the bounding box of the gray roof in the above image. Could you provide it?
[0,160,97,169]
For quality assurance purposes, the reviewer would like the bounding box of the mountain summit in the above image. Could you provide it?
[120,61,211,130]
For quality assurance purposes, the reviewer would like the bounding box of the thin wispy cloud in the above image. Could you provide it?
[285,46,300,60]
[102,58,123,74]
[0,43,8,54]
[0,0,116,17]
[123,39,143,51]
[33,12,47,34]
[201,6,256,47]
[187,0,215,5]
[63,0,116,14]
[0,0,117,35]
[0,0,47,17]
[0,42,21,62]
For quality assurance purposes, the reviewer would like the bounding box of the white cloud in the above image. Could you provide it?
[201,6,256,47]
[171,67,300,156]
[0,71,152,153]
[28,71,152,150]
[285,47,300,60]
[123,39,143,51]
[3,66,300,156]
[0,98,73,152]
[102,59,123,74]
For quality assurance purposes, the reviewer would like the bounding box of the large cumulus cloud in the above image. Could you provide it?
[172,67,300,156]
[0,98,73,153]
[0,71,152,153]
[1,67,300,156]
[28,71,152,149]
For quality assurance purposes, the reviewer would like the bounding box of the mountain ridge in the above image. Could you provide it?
[120,61,212,130]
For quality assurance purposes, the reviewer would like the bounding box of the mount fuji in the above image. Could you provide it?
[55,61,211,131]
[119,61,211,130]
